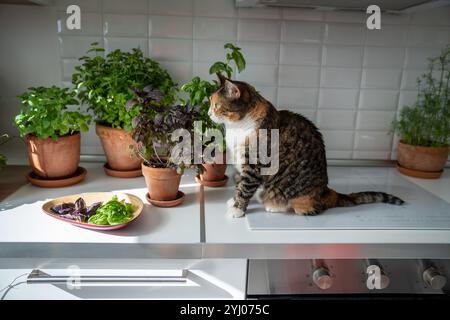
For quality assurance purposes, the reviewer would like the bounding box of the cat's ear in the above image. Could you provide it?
[216,73,227,87]
[224,79,240,100]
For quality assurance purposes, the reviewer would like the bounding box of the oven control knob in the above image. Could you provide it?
[312,267,333,290]
[379,272,390,290]
[423,267,447,290]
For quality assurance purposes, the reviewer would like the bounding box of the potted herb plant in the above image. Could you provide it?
[181,43,246,187]
[14,86,91,186]
[72,43,176,177]
[127,86,199,207]
[0,134,9,171]
[392,45,450,179]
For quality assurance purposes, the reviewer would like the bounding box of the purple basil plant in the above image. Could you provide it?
[126,85,201,172]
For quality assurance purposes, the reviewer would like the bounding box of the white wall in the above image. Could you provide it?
[0,4,61,164]
[1,0,450,164]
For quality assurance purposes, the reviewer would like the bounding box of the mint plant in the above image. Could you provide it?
[72,43,177,132]
[14,86,91,140]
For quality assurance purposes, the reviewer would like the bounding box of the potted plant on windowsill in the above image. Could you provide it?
[181,43,246,187]
[392,45,450,179]
[72,43,176,178]
[127,86,200,207]
[14,86,91,187]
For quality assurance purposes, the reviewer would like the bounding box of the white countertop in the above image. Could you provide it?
[203,167,450,245]
[0,164,201,244]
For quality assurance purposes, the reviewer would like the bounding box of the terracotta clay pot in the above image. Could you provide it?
[397,141,449,178]
[201,163,227,181]
[26,133,80,179]
[95,123,141,171]
[141,163,182,201]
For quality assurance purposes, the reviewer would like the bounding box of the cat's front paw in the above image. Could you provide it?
[226,197,235,208]
[227,206,245,218]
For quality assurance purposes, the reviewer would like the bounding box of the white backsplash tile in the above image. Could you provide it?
[405,47,442,68]
[322,45,363,68]
[281,8,324,21]
[50,0,449,160]
[57,12,102,36]
[277,87,318,108]
[361,69,402,89]
[105,37,148,55]
[321,67,361,88]
[56,0,101,13]
[194,0,237,18]
[363,47,405,68]
[103,14,148,37]
[322,130,354,150]
[317,110,355,130]
[407,26,450,47]
[238,7,281,20]
[236,64,278,86]
[401,69,425,90]
[237,41,279,64]
[318,89,358,109]
[353,151,391,160]
[281,21,323,43]
[279,65,320,87]
[398,90,419,108]
[354,131,392,151]
[58,36,102,58]
[149,0,193,16]
[194,40,229,62]
[356,111,396,131]
[238,19,281,42]
[194,17,236,40]
[149,38,192,61]
[359,90,399,110]
[324,23,365,45]
[365,25,407,46]
[159,61,192,85]
[280,43,321,66]
[149,15,193,39]
[102,0,148,14]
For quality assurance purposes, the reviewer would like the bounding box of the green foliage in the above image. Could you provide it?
[14,86,91,140]
[392,45,450,147]
[0,134,8,170]
[72,43,177,132]
[181,43,247,151]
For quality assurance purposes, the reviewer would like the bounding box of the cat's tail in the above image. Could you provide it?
[323,188,404,208]
[334,190,404,207]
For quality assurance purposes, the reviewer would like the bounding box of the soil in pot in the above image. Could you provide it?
[397,141,449,178]
[95,124,141,173]
[141,163,182,203]
[26,133,80,179]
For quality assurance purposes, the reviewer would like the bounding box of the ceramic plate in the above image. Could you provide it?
[42,192,144,231]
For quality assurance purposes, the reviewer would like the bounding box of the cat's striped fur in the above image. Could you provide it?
[209,74,404,218]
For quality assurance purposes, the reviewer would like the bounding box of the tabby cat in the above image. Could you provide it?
[208,74,404,218]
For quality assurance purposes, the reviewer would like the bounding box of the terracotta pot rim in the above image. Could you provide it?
[398,140,450,150]
[141,163,180,173]
[26,132,80,141]
[95,123,128,132]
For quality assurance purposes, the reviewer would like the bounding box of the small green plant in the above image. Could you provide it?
[181,43,246,152]
[392,45,450,147]
[72,43,177,132]
[14,86,91,140]
[0,134,9,170]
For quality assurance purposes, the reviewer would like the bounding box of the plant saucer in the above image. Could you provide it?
[145,191,185,207]
[103,163,142,178]
[396,163,443,179]
[27,167,87,188]
[195,175,229,187]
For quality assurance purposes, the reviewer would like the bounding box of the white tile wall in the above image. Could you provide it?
[53,0,450,160]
